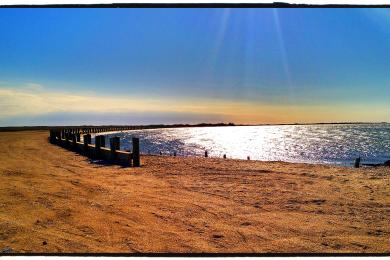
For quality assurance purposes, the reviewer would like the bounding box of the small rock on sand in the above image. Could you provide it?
[0,247,14,253]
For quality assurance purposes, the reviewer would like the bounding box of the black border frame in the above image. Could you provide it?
[1,3,390,7]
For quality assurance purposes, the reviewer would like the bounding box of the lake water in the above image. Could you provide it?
[93,123,390,166]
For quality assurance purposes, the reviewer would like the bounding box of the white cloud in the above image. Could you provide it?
[24,82,45,92]
[0,85,251,118]
[1,84,388,124]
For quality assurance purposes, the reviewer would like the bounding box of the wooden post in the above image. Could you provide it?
[71,134,77,150]
[223,154,226,159]
[56,131,60,142]
[49,130,56,143]
[110,136,120,162]
[95,135,103,159]
[65,133,70,147]
[83,134,91,154]
[101,135,105,148]
[354,157,361,168]
[54,130,58,142]
[132,137,140,167]
[58,130,63,145]
[205,150,208,157]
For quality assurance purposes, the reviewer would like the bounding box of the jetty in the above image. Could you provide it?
[49,126,141,167]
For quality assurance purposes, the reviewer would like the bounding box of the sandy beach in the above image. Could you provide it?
[0,130,389,253]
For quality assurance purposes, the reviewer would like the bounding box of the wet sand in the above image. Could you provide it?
[0,130,389,253]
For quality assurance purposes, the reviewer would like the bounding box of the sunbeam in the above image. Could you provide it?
[208,8,231,73]
[272,9,296,106]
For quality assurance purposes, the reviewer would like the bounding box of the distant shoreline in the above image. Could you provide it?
[0,121,389,132]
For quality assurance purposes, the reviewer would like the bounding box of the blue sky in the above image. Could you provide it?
[0,8,389,125]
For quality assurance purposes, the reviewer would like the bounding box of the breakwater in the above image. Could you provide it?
[49,127,140,167]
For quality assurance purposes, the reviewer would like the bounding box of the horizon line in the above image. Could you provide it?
[0,121,389,130]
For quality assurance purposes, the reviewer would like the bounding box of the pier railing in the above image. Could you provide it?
[49,127,140,167]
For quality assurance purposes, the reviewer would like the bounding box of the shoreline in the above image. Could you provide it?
[0,130,389,253]
[143,153,357,168]
[1,121,389,132]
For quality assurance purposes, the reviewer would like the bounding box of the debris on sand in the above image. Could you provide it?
[0,247,14,253]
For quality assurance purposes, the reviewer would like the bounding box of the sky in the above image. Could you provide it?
[0,8,389,126]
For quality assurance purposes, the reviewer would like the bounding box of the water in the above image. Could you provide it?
[93,123,390,167]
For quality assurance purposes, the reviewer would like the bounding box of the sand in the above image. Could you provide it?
[0,130,389,253]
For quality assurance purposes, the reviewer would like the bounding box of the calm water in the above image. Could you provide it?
[93,123,390,166]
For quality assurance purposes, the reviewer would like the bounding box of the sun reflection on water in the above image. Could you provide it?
[100,124,389,166]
